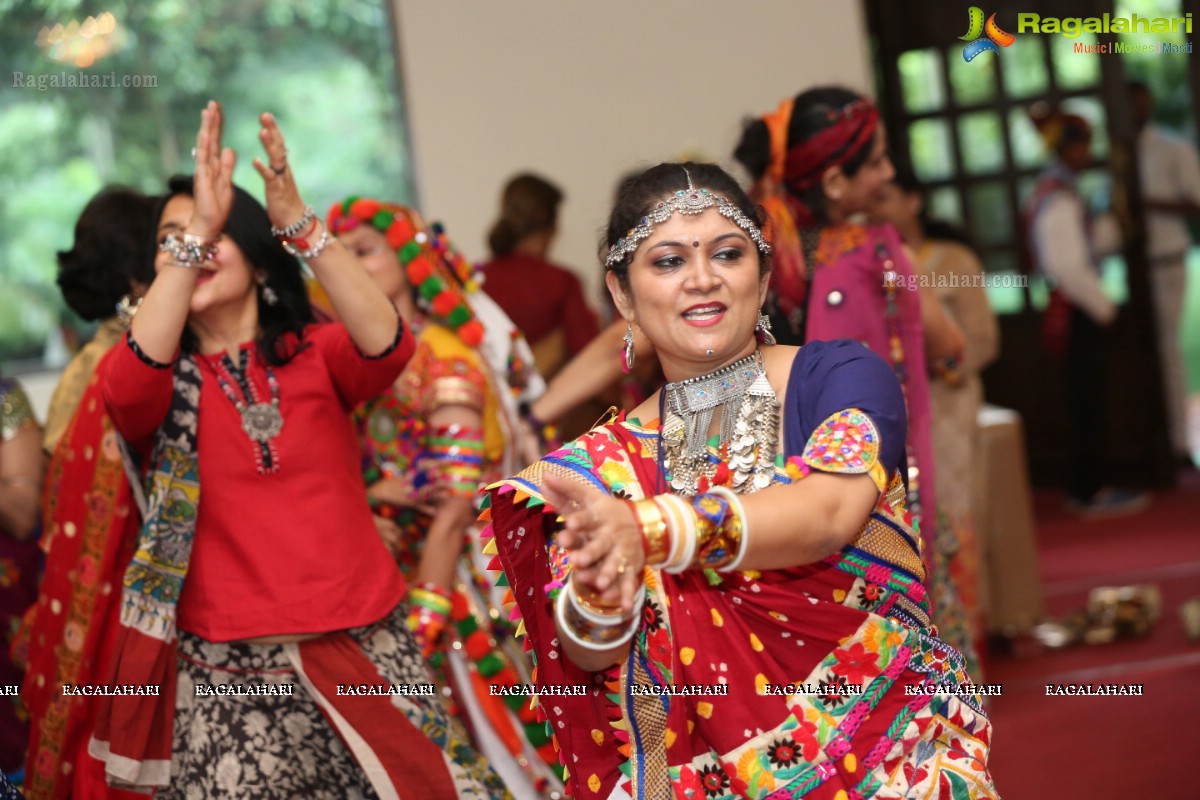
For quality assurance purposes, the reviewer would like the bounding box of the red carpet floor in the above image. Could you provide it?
[984,471,1200,799]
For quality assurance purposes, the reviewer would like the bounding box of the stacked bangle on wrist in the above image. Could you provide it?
[270,205,315,238]
[711,486,750,571]
[273,204,332,260]
[630,487,750,573]
[407,582,453,657]
[555,578,643,652]
[159,232,219,268]
[281,221,330,260]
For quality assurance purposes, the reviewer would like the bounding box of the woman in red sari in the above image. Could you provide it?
[481,162,998,799]
[19,186,158,800]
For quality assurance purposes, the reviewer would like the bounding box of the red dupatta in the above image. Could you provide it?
[19,363,142,800]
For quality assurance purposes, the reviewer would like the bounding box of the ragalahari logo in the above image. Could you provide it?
[961,7,1016,61]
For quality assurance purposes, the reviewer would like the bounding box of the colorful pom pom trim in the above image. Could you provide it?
[327,196,486,347]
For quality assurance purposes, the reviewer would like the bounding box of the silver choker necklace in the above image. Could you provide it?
[661,351,779,495]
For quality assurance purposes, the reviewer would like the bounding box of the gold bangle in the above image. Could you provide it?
[572,578,627,619]
[631,498,670,566]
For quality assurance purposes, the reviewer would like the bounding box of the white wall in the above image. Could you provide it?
[392,0,871,305]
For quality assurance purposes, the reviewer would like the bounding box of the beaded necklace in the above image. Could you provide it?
[214,349,283,473]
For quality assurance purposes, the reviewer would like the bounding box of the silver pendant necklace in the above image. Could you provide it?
[661,350,779,495]
[216,349,283,472]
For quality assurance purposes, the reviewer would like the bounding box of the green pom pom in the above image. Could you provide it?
[446,305,471,326]
[341,196,359,215]
[524,720,551,746]
[457,615,479,636]
[419,277,441,301]
[372,209,394,232]
[476,653,504,678]
[398,241,421,264]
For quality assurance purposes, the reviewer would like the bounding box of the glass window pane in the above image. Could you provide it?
[1000,35,1048,98]
[909,119,955,181]
[966,182,1012,246]
[1017,175,1038,206]
[927,187,963,226]
[1100,255,1131,306]
[958,112,1005,175]
[1051,34,1101,90]
[1008,108,1049,171]
[898,48,946,115]
[948,45,996,106]
[982,253,1024,313]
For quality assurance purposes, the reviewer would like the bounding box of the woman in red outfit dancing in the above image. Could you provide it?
[92,102,508,799]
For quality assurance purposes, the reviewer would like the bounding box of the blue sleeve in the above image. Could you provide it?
[782,339,907,477]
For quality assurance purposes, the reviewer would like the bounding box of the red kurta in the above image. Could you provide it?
[100,322,413,641]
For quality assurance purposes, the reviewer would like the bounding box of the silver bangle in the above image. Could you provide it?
[271,205,315,239]
[283,228,331,260]
[555,580,643,652]
[159,232,218,268]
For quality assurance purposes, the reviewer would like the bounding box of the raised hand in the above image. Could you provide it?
[188,100,236,238]
[543,473,645,613]
[252,112,308,233]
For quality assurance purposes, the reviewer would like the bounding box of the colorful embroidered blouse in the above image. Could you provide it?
[355,322,504,575]
[481,341,996,800]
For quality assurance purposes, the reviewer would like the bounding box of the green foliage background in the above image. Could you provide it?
[0,0,412,369]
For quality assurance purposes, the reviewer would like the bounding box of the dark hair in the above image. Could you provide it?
[602,162,770,290]
[56,186,159,321]
[732,117,772,184]
[162,175,315,366]
[784,86,876,224]
[487,173,563,257]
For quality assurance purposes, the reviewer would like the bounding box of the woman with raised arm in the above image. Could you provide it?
[481,162,998,800]
[323,197,559,796]
[91,102,508,799]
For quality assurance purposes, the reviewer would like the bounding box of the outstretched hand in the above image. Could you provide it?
[542,473,645,613]
[252,112,308,233]
[187,101,236,238]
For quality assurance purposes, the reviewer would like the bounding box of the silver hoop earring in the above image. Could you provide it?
[755,310,776,345]
[622,323,635,373]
